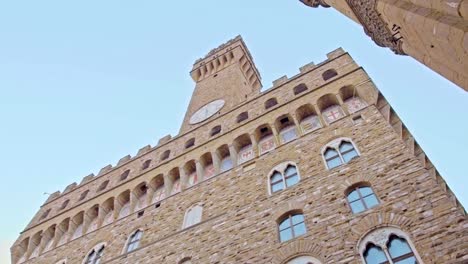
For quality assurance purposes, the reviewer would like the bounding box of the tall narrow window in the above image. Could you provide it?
[323,139,359,169]
[364,244,388,264]
[387,235,417,263]
[126,230,143,253]
[278,213,307,242]
[183,205,203,229]
[347,185,379,214]
[269,164,300,194]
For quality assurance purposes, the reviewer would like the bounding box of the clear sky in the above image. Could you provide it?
[0,1,467,263]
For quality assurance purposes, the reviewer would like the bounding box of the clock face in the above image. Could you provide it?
[189,99,225,124]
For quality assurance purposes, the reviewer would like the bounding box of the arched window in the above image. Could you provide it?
[84,245,105,264]
[236,111,249,123]
[293,83,308,95]
[183,205,203,229]
[125,230,143,253]
[185,138,195,149]
[278,212,307,242]
[97,180,109,192]
[322,69,338,81]
[141,159,152,170]
[40,209,51,220]
[286,256,322,264]
[265,98,278,109]
[120,170,130,181]
[347,185,379,214]
[160,150,170,161]
[360,227,421,264]
[210,125,222,137]
[79,190,89,201]
[59,200,70,211]
[323,139,359,169]
[269,164,300,194]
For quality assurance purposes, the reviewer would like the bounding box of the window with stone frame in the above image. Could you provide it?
[360,227,421,264]
[278,212,307,242]
[183,205,203,229]
[323,139,359,169]
[210,125,222,137]
[269,164,300,194]
[125,230,143,253]
[346,185,379,214]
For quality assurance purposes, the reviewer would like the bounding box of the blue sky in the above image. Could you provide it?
[0,1,467,263]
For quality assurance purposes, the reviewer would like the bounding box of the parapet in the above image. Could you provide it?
[327,48,345,60]
[80,174,95,184]
[137,145,152,156]
[98,165,113,176]
[44,191,61,203]
[299,62,316,73]
[158,135,172,146]
[273,75,289,87]
[117,155,132,166]
[63,182,77,194]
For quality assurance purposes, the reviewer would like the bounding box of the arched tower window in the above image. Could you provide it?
[265,98,278,109]
[346,184,379,214]
[293,83,308,95]
[236,111,249,123]
[269,163,300,194]
[141,159,152,170]
[97,180,109,192]
[125,230,143,253]
[255,124,276,155]
[234,134,254,164]
[275,115,298,144]
[120,170,130,181]
[278,212,307,242]
[359,227,422,264]
[322,69,338,81]
[160,150,170,161]
[322,138,359,169]
[210,125,222,137]
[185,138,195,149]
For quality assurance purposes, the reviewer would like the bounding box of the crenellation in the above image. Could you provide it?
[299,62,316,73]
[117,155,132,166]
[326,47,346,59]
[80,173,95,184]
[98,165,113,176]
[136,145,152,156]
[63,183,77,194]
[44,191,61,204]
[157,135,172,146]
[272,75,289,87]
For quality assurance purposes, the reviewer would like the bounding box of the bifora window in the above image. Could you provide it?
[323,140,359,169]
[278,213,307,242]
[85,245,105,264]
[126,230,143,253]
[364,236,419,264]
[270,164,300,194]
[347,185,379,214]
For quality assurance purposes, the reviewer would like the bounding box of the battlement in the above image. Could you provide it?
[190,36,262,91]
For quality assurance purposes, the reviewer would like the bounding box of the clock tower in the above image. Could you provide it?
[179,36,262,133]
